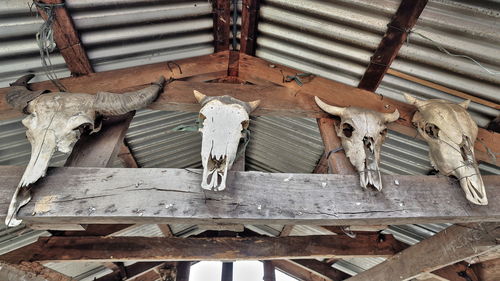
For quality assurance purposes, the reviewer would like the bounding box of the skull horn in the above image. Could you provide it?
[194,90,206,103]
[403,93,426,108]
[314,96,346,117]
[247,100,261,112]
[383,109,400,123]
[458,99,471,109]
[94,76,165,116]
[6,74,47,113]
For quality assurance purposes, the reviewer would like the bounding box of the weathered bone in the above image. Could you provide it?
[404,94,487,205]
[315,97,399,190]
[195,91,260,191]
[5,75,165,227]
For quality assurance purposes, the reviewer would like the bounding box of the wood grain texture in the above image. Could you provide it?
[346,223,500,281]
[0,235,401,262]
[272,260,332,281]
[213,0,231,52]
[0,261,73,281]
[288,259,349,281]
[95,262,165,281]
[358,0,428,91]
[0,167,499,225]
[36,0,93,76]
[240,0,260,55]
[237,53,499,165]
[0,52,229,120]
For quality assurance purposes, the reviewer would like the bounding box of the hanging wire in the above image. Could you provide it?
[32,1,67,91]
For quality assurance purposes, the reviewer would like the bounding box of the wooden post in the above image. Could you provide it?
[176,262,191,281]
[221,262,234,281]
[213,0,231,52]
[35,0,93,76]
[240,0,260,55]
[316,118,356,175]
[357,0,428,91]
[345,223,500,281]
[263,261,276,281]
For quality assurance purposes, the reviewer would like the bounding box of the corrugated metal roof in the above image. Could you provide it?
[0,0,499,279]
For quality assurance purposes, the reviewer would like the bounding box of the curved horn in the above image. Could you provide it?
[383,109,399,123]
[403,93,426,108]
[193,90,206,103]
[458,99,471,109]
[94,76,165,116]
[6,74,47,113]
[247,100,260,112]
[314,96,346,117]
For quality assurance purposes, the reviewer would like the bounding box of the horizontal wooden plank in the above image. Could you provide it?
[0,167,499,225]
[1,52,497,165]
[0,234,401,263]
[0,52,229,120]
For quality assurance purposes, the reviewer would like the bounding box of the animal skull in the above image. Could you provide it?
[5,74,165,226]
[194,90,260,191]
[404,94,487,205]
[315,97,399,190]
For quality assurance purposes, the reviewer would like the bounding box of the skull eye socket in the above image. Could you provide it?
[380,129,388,136]
[342,123,355,138]
[424,123,440,139]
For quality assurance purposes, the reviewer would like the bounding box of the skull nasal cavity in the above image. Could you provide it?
[424,123,439,139]
[342,123,355,138]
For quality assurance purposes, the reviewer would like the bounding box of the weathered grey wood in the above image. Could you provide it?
[346,223,500,281]
[0,167,499,225]
[0,261,73,281]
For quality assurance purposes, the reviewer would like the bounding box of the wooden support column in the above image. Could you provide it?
[213,0,231,52]
[176,262,191,281]
[36,0,93,76]
[221,262,234,281]
[358,0,428,91]
[346,223,500,281]
[263,261,276,281]
[240,0,260,55]
[316,118,356,175]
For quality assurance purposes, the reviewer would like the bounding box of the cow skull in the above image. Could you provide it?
[5,74,165,226]
[404,94,487,205]
[194,91,260,191]
[315,97,399,190]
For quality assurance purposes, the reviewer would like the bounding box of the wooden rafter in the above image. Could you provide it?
[316,118,356,175]
[345,223,500,281]
[36,0,93,76]
[240,0,260,55]
[273,260,337,281]
[287,259,349,281]
[213,0,231,52]
[1,167,499,225]
[357,0,428,91]
[95,262,166,281]
[0,234,401,262]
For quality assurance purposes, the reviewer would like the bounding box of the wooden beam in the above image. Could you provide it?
[0,52,229,121]
[221,262,233,281]
[357,0,428,91]
[288,259,349,281]
[117,142,139,168]
[263,261,276,281]
[317,118,356,175]
[237,53,499,165]
[0,234,401,263]
[176,262,191,281]
[387,69,500,110]
[1,53,497,165]
[273,260,332,281]
[95,262,165,281]
[345,223,500,281]
[1,167,499,225]
[240,0,260,55]
[472,258,500,281]
[432,262,480,281]
[213,0,231,52]
[36,0,93,76]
